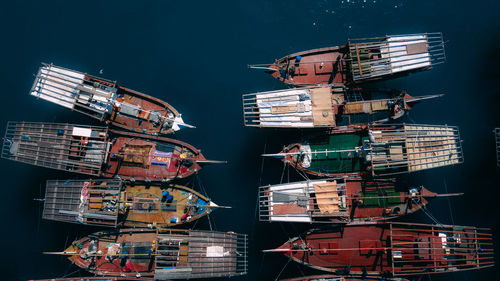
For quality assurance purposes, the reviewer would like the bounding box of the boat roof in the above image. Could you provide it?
[347,33,445,82]
[31,63,117,118]
[369,124,463,175]
[43,179,122,226]
[243,86,344,128]
[1,121,109,175]
[155,229,248,279]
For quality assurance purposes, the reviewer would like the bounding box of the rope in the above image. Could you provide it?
[61,268,81,278]
[258,135,268,187]
[279,163,286,184]
[443,178,455,225]
[419,201,442,225]
[274,256,292,281]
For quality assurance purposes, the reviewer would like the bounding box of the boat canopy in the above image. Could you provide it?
[43,179,122,226]
[153,230,248,279]
[259,179,345,223]
[243,86,341,128]
[1,121,109,175]
[347,33,445,82]
[31,63,116,119]
[367,124,462,175]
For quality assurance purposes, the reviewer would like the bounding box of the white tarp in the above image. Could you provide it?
[31,65,84,109]
[384,35,431,73]
[206,246,224,257]
[254,88,314,128]
[72,127,92,137]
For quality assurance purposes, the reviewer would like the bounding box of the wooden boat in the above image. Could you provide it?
[31,275,406,281]
[249,33,445,87]
[1,122,222,181]
[243,86,442,128]
[29,276,152,281]
[263,124,463,177]
[30,63,194,135]
[42,179,222,227]
[47,228,248,280]
[259,178,462,224]
[282,275,408,281]
[265,222,494,277]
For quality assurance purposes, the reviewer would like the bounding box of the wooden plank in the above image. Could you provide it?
[355,44,363,76]
[310,87,335,126]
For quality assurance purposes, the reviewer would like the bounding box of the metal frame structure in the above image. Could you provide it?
[368,124,463,176]
[347,33,445,82]
[43,179,122,226]
[1,121,109,175]
[31,63,117,121]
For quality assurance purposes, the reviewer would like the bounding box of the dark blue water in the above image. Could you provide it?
[1,0,499,280]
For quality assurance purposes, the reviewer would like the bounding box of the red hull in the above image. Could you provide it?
[272,222,494,277]
[103,130,205,181]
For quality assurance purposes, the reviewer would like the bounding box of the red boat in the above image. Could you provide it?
[249,33,445,87]
[243,86,442,129]
[30,276,155,281]
[265,222,494,277]
[45,228,247,280]
[30,63,194,135]
[259,178,462,223]
[1,122,222,181]
[281,275,408,281]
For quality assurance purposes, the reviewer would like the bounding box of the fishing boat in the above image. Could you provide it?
[30,63,193,135]
[265,222,494,277]
[281,275,408,281]
[47,228,248,279]
[243,86,442,128]
[1,121,222,181]
[29,276,155,281]
[259,178,462,224]
[263,124,463,177]
[42,179,224,227]
[249,33,445,87]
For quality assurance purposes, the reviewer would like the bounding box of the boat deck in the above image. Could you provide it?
[1,121,109,175]
[271,46,349,86]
